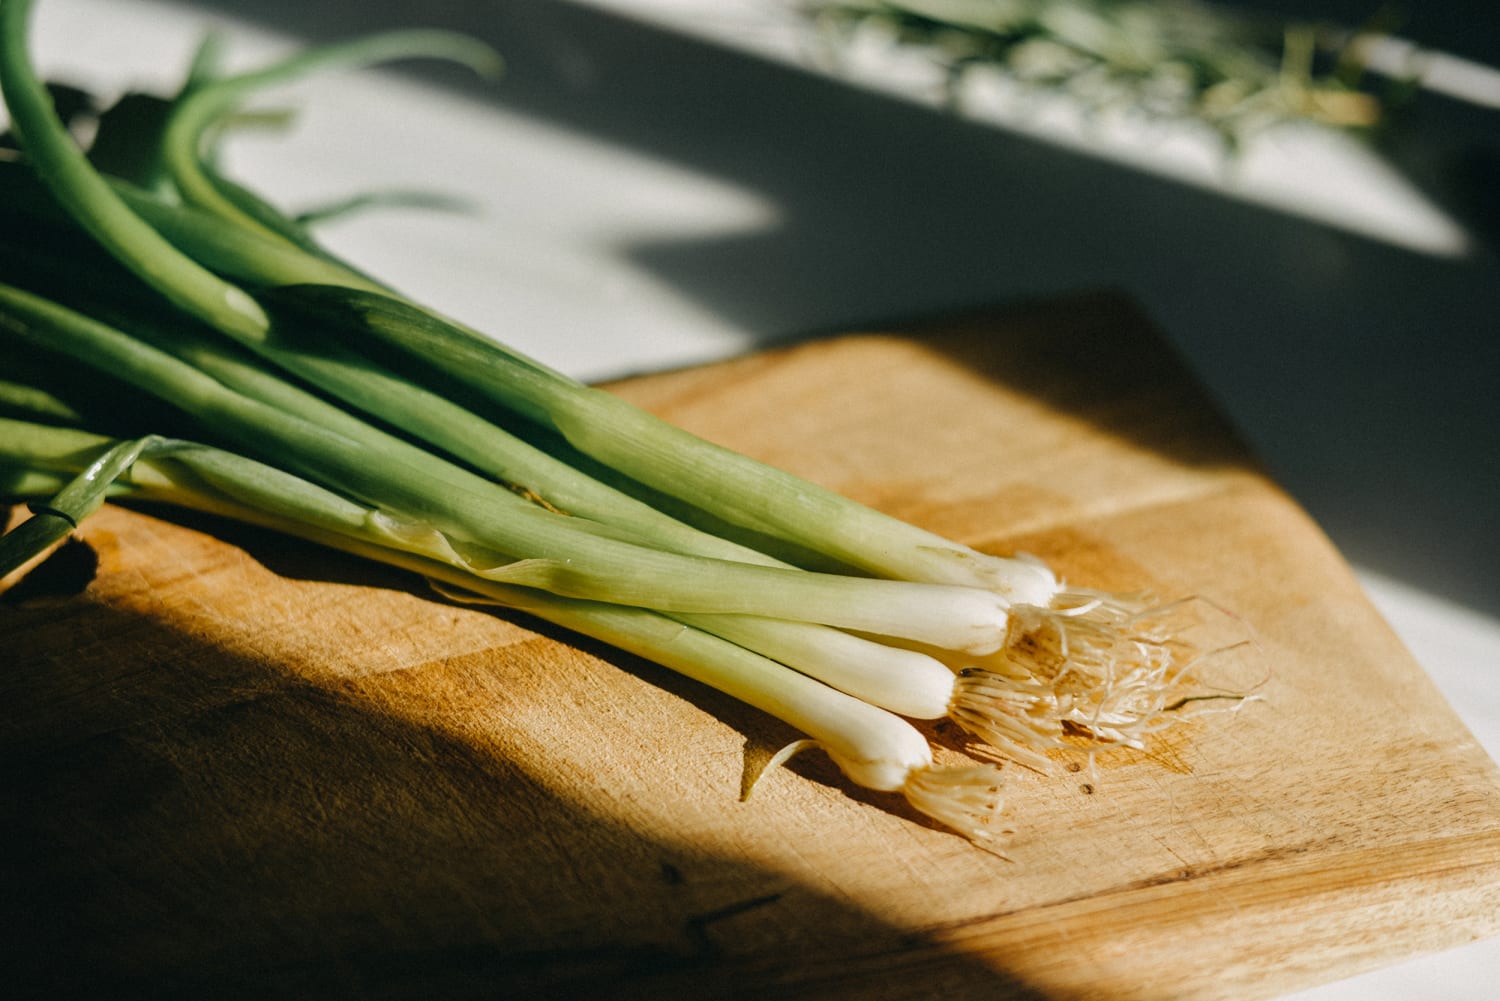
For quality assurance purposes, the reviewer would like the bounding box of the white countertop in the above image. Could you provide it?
[16,0,1500,995]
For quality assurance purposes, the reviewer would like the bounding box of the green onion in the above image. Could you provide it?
[0,0,1213,840]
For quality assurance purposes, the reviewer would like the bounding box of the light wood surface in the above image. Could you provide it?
[5,293,1498,1000]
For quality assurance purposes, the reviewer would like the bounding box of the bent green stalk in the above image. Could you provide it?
[158,27,501,245]
[0,0,266,338]
[0,433,153,576]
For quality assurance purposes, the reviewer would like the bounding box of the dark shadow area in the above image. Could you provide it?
[0,535,97,601]
[1,507,1060,1001]
[163,0,1500,618]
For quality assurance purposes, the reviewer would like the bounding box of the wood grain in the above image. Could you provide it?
[4,292,1498,1000]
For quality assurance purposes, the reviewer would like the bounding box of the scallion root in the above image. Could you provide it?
[1000,588,1208,751]
[901,763,1010,845]
[948,668,1067,772]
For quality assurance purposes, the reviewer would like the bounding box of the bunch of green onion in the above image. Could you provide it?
[0,0,1203,843]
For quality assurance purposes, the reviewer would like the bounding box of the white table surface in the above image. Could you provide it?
[14,1,1500,996]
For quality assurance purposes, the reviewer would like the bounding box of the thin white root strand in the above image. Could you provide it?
[1002,587,1214,752]
[749,740,1008,847]
[901,763,1011,846]
[948,668,1065,772]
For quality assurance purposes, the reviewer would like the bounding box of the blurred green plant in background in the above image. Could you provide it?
[805,0,1416,148]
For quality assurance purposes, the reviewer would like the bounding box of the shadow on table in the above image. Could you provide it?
[2,510,1064,1001]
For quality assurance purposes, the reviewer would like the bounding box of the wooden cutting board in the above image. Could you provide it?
[5,293,1499,1000]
